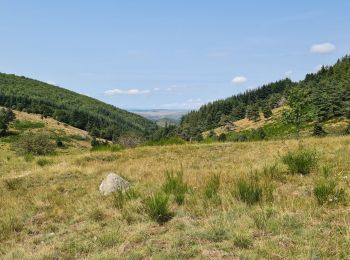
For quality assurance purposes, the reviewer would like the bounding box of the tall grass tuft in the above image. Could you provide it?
[162,171,188,205]
[204,174,220,199]
[282,148,317,175]
[314,180,346,205]
[235,178,262,205]
[112,188,139,209]
[144,192,173,224]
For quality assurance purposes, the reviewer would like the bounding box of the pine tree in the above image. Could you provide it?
[232,102,246,121]
[262,104,273,119]
[0,108,16,136]
[246,104,260,122]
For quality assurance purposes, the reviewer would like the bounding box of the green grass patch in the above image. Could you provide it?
[314,179,346,205]
[235,178,263,205]
[36,158,53,167]
[11,120,45,130]
[144,192,173,224]
[162,171,188,205]
[282,148,317,175]
[90,143,123,152]
[204,174,220,200]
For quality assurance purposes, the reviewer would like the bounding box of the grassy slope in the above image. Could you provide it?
[1,134,350,259]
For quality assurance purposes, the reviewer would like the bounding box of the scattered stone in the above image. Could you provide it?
[99,173,130,195]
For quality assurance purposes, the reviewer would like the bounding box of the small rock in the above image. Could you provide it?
[99,173,130,195]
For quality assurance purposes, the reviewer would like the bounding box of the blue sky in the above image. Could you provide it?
[1,1,349,110]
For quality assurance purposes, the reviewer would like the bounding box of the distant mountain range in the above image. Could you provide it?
[129,109,188,125]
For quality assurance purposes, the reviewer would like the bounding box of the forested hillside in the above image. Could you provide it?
[0,73,157,140]
[180,78,295,139]
[180,56,350,139]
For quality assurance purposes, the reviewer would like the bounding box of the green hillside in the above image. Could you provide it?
[0,73,157,140]
[180,56,350,140]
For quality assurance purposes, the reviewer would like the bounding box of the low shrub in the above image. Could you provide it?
[281,148,317,175]
[13,132,55,155]
[144,192,173,224]
[204,174,220,199]
[162,171,188,205]
[235,178,262,205]
[314,180,346,205]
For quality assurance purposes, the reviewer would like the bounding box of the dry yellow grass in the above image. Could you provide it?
[1,135,350,259]
[12,109,89,137]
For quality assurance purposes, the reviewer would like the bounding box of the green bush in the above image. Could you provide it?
[162,171,188,205]
[144,192,173,224]
[312,122,327,137]
[36,158,52,167]
[235,178,262,205]
[13,132,55,155]
[314,180,346,205]
[204,174,220,199]
[281,148,317,175]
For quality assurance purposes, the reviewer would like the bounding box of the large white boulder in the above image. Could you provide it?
[99,173,130,195]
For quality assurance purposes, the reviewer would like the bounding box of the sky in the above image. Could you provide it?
[0,1,350,110]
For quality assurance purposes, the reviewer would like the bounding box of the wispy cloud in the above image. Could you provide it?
[232,76,248,84]
[104,88,151,96]
[310,43,336,54]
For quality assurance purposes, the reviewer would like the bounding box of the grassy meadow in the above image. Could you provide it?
[1,129,350,259]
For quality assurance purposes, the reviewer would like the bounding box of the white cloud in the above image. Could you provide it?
[310,43,336,54]
[232,76,247,84]
[284,71,293,77]
[153,87,160,91]
[104,88,150,96]
[46,80,56,85]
